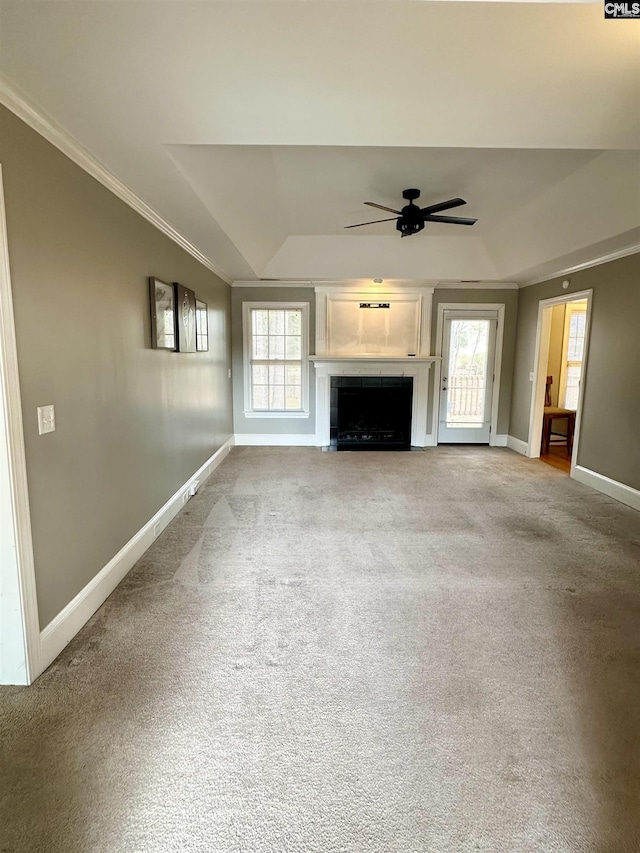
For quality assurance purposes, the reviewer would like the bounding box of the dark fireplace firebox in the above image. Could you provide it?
[330,376,413,450]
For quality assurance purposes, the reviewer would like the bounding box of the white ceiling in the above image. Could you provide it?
[0,1,638,284]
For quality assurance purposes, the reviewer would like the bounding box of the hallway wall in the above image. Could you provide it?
[0,105,233,628]
[510,253,640,492]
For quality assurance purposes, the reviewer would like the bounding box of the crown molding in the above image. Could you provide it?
[434,281,518,289]
[518,244,640,288]
[233,278,519,290]
[0,75,232,285]
[232,280,314,288]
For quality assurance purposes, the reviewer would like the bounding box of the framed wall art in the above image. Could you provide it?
[149,277,176,350]
[196,300,209,351]
[174,282,197,353]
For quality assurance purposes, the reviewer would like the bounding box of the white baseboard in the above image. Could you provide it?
[572,465,640,513]
[39,437,234,673]
[507,435,529,455]
[492,434,508,447]
[234,433,317,446]
[423,434,437,447]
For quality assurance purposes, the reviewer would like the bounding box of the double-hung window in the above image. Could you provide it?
[243,302,309,417]
[559,303,587,410]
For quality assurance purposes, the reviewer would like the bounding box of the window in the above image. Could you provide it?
[560,302,587,410]
[243,302,309,417]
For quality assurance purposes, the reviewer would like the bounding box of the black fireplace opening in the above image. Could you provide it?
[330,376,413,451]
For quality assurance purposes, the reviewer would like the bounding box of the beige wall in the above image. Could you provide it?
[510,253,640,491]
[0,105,233,627]
[546,304,565,407]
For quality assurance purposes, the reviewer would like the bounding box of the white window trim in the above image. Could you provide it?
[242,301,310,418]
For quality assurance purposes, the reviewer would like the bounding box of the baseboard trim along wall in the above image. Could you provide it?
[507,435,529,455]
[234,433,317,446]
[39,437,235,673]
[492,434,508,447]
[572,465,640,513]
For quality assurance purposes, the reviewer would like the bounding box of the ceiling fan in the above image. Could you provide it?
[345,188,477,237]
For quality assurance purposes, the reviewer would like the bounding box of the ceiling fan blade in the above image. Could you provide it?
[344,217,399,229]
[420,198,467,215]
[364,202,402,215]
[422,214,477,226]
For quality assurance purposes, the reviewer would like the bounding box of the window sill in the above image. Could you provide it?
[243,410,310,419]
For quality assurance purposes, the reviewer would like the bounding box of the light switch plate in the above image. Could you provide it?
[37,404,55,435]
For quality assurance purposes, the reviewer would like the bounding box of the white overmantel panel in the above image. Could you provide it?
[315,284,434,358]
[310,357,438,448]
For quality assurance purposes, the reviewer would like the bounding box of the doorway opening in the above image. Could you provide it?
[527,290,592,476]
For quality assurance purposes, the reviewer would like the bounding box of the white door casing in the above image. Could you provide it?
[435,303,505,446]
[0,164,41,685]
[527,290,593,472]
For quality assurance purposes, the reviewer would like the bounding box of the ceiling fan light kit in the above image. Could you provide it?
[346,188,477,237]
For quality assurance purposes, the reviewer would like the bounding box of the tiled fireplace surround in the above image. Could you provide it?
[310,286,439,448]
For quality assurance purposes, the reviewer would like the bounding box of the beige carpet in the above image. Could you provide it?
[1,446,640,852]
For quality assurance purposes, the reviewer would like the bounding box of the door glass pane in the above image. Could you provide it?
[446,319,490,428]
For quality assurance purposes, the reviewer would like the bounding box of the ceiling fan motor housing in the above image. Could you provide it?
[397,197,425,236]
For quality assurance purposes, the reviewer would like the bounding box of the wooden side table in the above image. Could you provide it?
[542,407,576,456]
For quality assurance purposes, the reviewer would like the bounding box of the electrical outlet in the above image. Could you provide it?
[529,372,535,382]
[37,404,55,435]
[153,522,161,539]
[183,491,190,504]
[228,368,232,380]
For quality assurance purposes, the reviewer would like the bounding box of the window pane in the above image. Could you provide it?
[286,365,301,385]
[253,335,268,359]
[286,311,301,335]
[567,312,586,360]
[253,385,268,409]
[564,365,581,410]
[268,364,285,385]
[269,336,285,359]
[269,385,285,409]
[252,364,268,385]
[286,386,302,409]
[269,311,285,335]
[285,336,301,359]
[253,310,269,335]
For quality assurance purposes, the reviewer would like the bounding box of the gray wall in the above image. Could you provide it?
[510,253,640,491]
[0,105,233,627]
[231,287,316,436]
[431,288,519,436]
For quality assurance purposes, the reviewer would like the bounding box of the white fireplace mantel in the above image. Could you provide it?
[310,356,440,448]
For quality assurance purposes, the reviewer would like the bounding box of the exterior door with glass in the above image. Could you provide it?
[438,310,497,444]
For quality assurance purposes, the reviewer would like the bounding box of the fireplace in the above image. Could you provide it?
[311,357,437,448]
[331,376,413,450]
